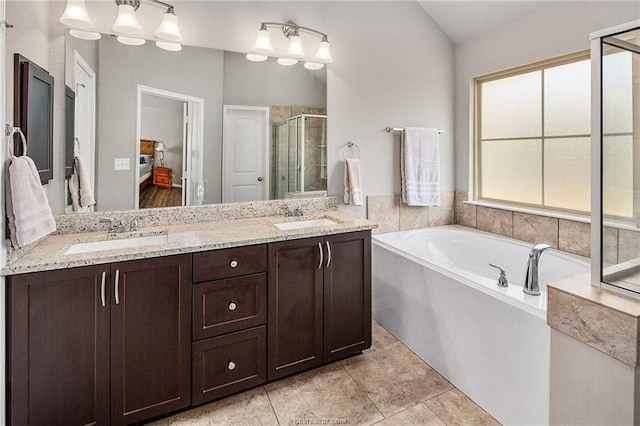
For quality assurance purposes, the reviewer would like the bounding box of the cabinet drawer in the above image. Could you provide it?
[193,245,267,282]
[192,326,266,405]
[193,273,267,340]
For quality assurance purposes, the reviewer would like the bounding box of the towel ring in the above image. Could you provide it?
[6,126,27,157]
[342,141,361,160]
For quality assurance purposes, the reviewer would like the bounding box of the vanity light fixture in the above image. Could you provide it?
[247,21,333,69]
[60,0,183,51]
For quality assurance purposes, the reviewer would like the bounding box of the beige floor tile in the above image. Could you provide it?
[369,320,398,351]
[374,403,445,425]
[425,389,500,426]
[265,363,384,426]
[343,341,453,417]
[164,387,279,426]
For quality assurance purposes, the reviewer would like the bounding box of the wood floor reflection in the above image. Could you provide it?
[139,185,182,209]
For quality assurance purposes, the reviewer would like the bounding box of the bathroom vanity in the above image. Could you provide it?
[3,202,374,425]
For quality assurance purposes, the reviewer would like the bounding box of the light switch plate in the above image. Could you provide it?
[114,158,130,171]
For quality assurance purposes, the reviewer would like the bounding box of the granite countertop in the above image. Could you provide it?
[2,210,376,276]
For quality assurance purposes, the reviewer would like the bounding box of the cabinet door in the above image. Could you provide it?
[268,237,324,380]
[323,231,372,362]
[110,254,191,425]
[7,265,110,426]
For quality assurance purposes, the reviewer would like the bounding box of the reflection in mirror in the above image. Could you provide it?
[600,27,640,292]
[64,32,327,214]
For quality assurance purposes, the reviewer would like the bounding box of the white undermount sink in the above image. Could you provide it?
[274,218,337,231]
[64,233,169,255]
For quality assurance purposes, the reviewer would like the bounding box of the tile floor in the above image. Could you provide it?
[149,322,500,426]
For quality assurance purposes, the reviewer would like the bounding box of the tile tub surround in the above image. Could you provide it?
[547,274,640,367]
[149,321,498,426]
[367,192,455,234]
[454,192,592,258]
[1,208,375,276]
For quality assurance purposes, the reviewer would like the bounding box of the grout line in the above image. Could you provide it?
[262,385,282,426]
[340,359,386,421]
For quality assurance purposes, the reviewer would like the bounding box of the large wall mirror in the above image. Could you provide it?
[64,33,327,214]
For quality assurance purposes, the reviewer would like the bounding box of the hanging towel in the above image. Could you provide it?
[343,158,363,206]
[401,127,440,206]
[6,156,56,248]
[69,156,95,211]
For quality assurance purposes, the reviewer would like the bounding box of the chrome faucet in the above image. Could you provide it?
[101,217,123,233]
[283,205,304,217]
[523,243,552,296]
[125,216,141,232]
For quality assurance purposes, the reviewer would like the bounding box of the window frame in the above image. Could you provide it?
[473,50,593,217]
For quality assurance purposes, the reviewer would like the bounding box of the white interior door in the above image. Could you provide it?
[72,51,96,212]
[222,106,270,203]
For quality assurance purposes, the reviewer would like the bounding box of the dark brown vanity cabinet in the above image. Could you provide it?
[6,254,192,426]
[192,245,268,405]
[267,230,372,380]
[323,231,372,362]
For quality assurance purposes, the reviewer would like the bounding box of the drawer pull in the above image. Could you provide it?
[228,302,237,311]
[318,242,323,269]
[230,260,238,268]
[100,271,106,307]
[228,361,236,370]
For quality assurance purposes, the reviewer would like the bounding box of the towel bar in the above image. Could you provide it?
[385,126,445,134]
[341,141,361,160]
[5,125,27,157]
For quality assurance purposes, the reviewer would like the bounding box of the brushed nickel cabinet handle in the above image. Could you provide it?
[325,241,331,267]
[115,269,120,305]
[318,242,323,269]
[228,361,236,370]
[230,260,238,268]
[101,271,106,307]
[228,302,237,311]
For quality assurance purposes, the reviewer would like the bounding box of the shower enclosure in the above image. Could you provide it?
[273,114,327,199]
[592,21,640,294]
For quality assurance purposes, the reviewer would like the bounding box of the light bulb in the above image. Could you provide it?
[112,4,142,35]
[59,0,94,29]
[304,62,324,70]
[313,38,333,64]
[69,30,101,40]
[284,35,305,59]
[155,10,183,42]
[246,53,268,62]
[117,36,145,46]
[156,41,182,52]
[251,25,273,55]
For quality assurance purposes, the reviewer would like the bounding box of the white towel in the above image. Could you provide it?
[69,156,95,211]
[343,158,363,206]
[6,156,56,248]
[401,127,440,206]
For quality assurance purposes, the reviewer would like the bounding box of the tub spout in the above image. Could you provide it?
[523,243,552,296]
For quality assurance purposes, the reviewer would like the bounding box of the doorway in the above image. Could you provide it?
[135,85,204,209]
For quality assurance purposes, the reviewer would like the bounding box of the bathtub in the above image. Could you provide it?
[372,225,589,426]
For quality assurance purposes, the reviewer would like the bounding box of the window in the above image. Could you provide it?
[475,52,596,215]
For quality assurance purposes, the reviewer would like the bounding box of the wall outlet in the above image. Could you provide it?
[114,158,130,171]
[193,181,206,203]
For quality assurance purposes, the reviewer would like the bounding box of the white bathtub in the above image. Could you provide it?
[372,225,589,426]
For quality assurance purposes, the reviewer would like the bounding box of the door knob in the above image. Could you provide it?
[257,177,263,182]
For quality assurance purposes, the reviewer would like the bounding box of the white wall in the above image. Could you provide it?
[223,50,326,108]
[454,1,640,193]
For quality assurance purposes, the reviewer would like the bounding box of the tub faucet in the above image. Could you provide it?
[523,243,552,296]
